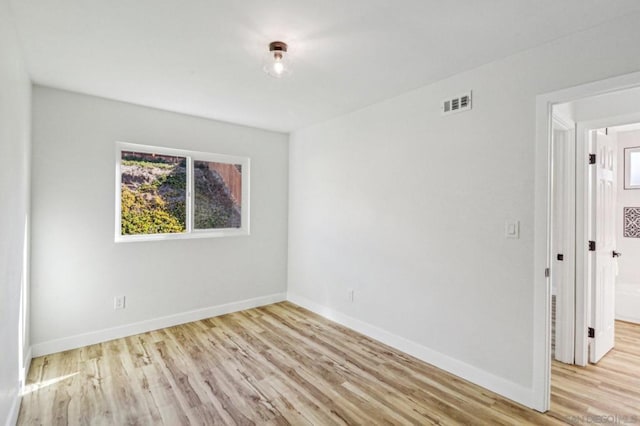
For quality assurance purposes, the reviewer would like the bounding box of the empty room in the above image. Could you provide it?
[2,1,640,425]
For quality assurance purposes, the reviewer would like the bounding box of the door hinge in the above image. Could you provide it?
[589,154,596,165]
[544,268,550,278]
[588,327,595,338]
[588,241,596,251]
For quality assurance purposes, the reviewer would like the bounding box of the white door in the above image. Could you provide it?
[589,129,618,363]
[551,121,576,364]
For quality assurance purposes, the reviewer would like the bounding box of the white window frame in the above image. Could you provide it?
[624,146,640,189]
[115,141,250,242]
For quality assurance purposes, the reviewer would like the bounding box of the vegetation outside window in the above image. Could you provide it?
[115,142,249,242]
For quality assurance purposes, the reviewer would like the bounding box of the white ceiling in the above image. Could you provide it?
[10,0,640,132]
[614,122,640,133]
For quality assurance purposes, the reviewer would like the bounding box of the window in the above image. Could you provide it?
[115,142,249,242]
[625,146,640,189]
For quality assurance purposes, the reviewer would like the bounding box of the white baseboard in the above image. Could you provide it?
[23,347,32,372]
[3,346,31,426]
[31,293,286,357]
[5,390,21,426]
[287,292,537,410]
[22,346,32,387]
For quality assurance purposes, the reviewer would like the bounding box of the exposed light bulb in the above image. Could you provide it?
[273,58,284,75]
[264,41,290,78]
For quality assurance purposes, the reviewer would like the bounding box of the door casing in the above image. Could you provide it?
[533,70,640,412]
[551,117,576,365]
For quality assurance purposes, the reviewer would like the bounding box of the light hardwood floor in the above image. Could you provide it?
[18,302,640,425]
[550,320,640,422]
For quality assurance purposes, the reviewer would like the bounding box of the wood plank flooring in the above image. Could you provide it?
[549,320,640,423]
[17,302,640,425]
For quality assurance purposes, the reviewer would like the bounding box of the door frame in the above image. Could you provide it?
[551,116,576,365]
[575,115,640,365]
[533,70,640,412]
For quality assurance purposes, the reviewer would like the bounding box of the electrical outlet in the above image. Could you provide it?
[114,295,126,310]
[348,289,354,303]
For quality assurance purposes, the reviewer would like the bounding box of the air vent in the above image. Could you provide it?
[442,91,472,115]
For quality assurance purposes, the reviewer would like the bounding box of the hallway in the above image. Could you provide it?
[549,320,640,423]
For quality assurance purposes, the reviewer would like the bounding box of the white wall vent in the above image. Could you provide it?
[442,91,472,115]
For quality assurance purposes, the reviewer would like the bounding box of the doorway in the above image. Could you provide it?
[551,89,640,366]
[533,71,640,412]
[548,120,640,420]
[551,120,640,366]
[540,82,640,415]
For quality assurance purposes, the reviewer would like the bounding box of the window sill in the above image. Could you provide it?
[115,228,250,243]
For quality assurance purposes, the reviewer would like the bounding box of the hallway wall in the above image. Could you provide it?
[616,129,640,323]
[0,0,31,423]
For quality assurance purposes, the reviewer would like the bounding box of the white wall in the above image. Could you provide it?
[30,87,288,354]
[288,13,640,409]
[572,86,640,122]
[616,130,640,284]
[616,129,640,323]
[0,0,31,424]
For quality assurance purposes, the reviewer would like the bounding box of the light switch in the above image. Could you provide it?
[505,220,520,239]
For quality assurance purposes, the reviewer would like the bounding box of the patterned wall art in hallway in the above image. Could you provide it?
[624,207,640,238]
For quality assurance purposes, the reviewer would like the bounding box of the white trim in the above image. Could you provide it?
[552,115,575,132]
[21,346,32,389]
[534,70,640,411]
[5,390,21,426]
[186,154,193,233]
[115,141,250,243]
[533,95,553,412]
[31,293,286,357]
[115,227,249,243]
[574,123,591,366]
[551,119,576,364]
[625,146,640,189]
[287,292,538,410]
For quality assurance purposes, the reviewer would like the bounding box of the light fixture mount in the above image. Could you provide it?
[269,41,288,53]
[264,40,291,78]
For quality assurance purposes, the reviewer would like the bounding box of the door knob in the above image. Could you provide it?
[612,251,622,258]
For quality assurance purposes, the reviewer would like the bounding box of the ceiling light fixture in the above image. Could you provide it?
[264,41,290,78]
